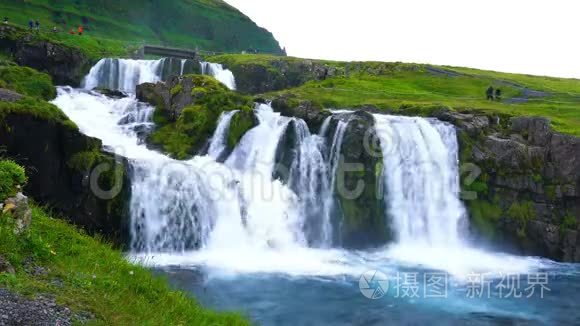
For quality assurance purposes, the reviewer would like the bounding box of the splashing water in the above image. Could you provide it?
[82,58,237,93]
[54,59,548,280]
[200,61,237,90]
[207,110,239,160]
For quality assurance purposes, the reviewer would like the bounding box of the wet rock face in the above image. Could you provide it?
[221,59,338,94]
[271,95,331,134]
[137,75,257,159]
[333,111,389,248]
[433,110,490,136]
[0,114,131,247]
[14,41,91,86]
[457,114,580,262]
[0,25,92,86]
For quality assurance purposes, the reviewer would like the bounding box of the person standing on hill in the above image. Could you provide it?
[28,19,34,30]
[3,17,8,25]
[78,25,83,35]
[495,88,502,101]
[486,86,495,100]
[35,20,40,31]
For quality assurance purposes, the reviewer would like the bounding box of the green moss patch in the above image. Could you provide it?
[0,96,77,130]
[0,160,27,201]
[149,75,256,159]
[467,199,503,239]
[0,65,56,100]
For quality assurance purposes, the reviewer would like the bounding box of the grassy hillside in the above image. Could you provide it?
[0,146,246,325]
[0,0,282,54]
[0,205,248,325]
[212,54,580,135]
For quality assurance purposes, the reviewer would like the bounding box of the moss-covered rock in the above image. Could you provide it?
[0,97,131,246]
[137,74,257,159]
[227,109,258,151]
[0,65,55,100]
[456,114,580,262]
[0,25,92,87]
[208,54,341,94]
[332,111,389,248]
[0,160,27,202]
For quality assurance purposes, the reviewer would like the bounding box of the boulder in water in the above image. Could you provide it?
[271,94,331,134]
[137,74,257,159]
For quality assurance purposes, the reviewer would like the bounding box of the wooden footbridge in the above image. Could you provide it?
[135,45,197,59]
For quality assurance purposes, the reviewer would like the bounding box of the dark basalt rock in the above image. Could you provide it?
[332,110,390,248]
[456,114,580,262]
[92,88,128,99]
[433,110,490,136]
[270,94,331,134]
[273,120,299,183]
[0,25,92,87]
[0,113,131,247]
[219,59,339,94]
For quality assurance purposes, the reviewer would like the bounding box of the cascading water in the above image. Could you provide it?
[200,61,237,90]
[83,58,164,93]
[47,58,568,325]
[82,58,237,93]
[207,110,239,160]
[286,117,348,247]
[373,114,466,247]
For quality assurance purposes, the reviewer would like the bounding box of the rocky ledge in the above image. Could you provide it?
[438,111,580,261]
[0,25,92,86]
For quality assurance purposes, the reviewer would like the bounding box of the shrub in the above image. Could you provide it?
[0,160,27,201]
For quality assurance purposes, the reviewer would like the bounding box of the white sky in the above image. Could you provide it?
[224,0,580,78]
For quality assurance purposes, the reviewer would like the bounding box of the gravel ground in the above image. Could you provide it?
[0,288,75,326]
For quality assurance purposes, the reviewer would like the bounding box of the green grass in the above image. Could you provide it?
[0,160,27,201]
[0,24,130,60]
[246,58,580,136]
[0,96,77,130]
[0,0,282,54]
[0,65,56,100]
[0,206,249,325]
[0,61,77,129]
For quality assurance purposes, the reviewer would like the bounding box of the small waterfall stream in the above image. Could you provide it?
[83,58,237,92]
[207,110,239,160]
[373,114,466,247]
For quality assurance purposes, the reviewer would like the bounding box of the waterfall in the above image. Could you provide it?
[373,114,466,247]
[83,58,165,93]
[285,117,348,247]
[226,104,291,176]
[207,110,238,160]
[180,59,186,75]
[83,58,236,92]
[200,62,237,90]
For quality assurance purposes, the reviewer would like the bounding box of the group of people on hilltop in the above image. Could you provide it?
[486,86,502,101]
[2,17,84,35]
[28,19,40,31]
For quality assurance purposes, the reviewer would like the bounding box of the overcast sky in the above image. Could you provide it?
[224,0,580,78]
